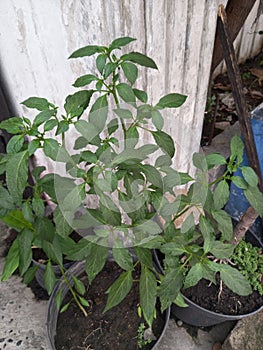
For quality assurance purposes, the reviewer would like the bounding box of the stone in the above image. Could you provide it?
[222,310,263,350]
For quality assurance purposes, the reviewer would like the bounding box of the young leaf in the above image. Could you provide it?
[244,185,263,217]
[96,54,107,74]
[79,296,90,307]
[231,175,248,189]
[18,228,33,276]
[60,302,70,313]
[140,266,157,327]
[121,52,158,69]
[0,117,24,134]
[110,37,136,50]
[73,276,86,295]
[28,139,41,156]
[44,119,58,132]
[230,135,244,162]
[116,83,136,104]
[213,180,229,210]
[121,62,138,85]
[133,88,148,103]
[104,62,117,79]
[184,263,203,289]
[6,151,28,205]
[104,270,133,312]
[219,264,252,296]
[155,155,172,168]
[64,90,94,118]
[33,109,55,127]
[151,109,164,130]
[6,135,24,154]
[159,267,184,312]
[209,241,235,259]
[107,118,119,135]
[56,120,69,136]
[1,239,19,281]
[21,97,50,111]
[1,209,33,231]
[241,166,258,187]
[113,108,133,119]
[89,95,108,132]
[44,261,57,295]
[23,265,39,284]
[69,45,106,58]
[85,244,108,283]
[112,246,134,271]
[133,247,152,267]
[55,289,63,310]
[205,153,227,169]
[156,93,187,109]
[211,210,233,241]
[43,139,61,161]
[151,130,175,158]
[73,74,98,88]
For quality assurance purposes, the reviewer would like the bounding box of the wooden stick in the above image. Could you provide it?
[217,5,263,244]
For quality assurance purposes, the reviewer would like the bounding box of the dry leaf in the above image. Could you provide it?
[249,68,263,85]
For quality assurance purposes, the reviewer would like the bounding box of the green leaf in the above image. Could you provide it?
[1,209,33,231]
[133,88,148,103]
[155,155,172,168]
[140,164,163,188]
[121,52,158,69]
[151,130,175,158]
[53,207,72,237]
[6,135,24,154]
[32,196,45,217]
[184,263,203,289]
[116,83,136,104]
[210,241,235,259]
[230,135,244,162]
[64,90,94,118]
[80,150,97,164]
[60,302,70,313]
[56,120,69,136]
[44,119,58,132]
[107,118,119,135]
[241,166,258,187]
[181,212,195,234]
[44,261,57,295]
[159,268,184,312]
[0,117,24,134]
[112,246,134,271]
[192,152,207,171]
[244,185,263,217]
[199,216,214,253]
[6,151,28,205]
[231,176,248,189]
[211,210,233,241]
[140,266,157,326]
[43,138,61,161]
[79,296,90,307]
[23,265,39,284]
[104,270,133,312]
[1,239,19,281]
[55,289,63,310]
[18,228,33,275]
[35,217,56,243]
[151,109,164,130]
[113,108,133,119]
[96,54,107,74]
[121,62,138,85]
[28,139,41,156]
[110,37,136,50]
[69,45,106,58]
[133,247,152,267]
[219,264,252,296]
[75,120,100,144]
[89,95,108,132]
[73,74,98,87]
[161,242,186,256]
[21,97,50,111]
[72,276,86,295]
[33,109,55,127]
[104,62,118,79]
[85,244,108,283]
[156,93,187,109]
[213,180,229,210]
[0,185,14,210]
[205,153,227,169]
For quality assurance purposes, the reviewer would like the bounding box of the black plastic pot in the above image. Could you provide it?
[153,228,263,327]
[46,260,170,350]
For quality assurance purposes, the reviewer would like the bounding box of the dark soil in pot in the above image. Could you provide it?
[182,276,263,316]
[55,261,166,350]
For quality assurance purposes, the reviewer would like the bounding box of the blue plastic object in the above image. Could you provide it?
[225,103,263,243]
